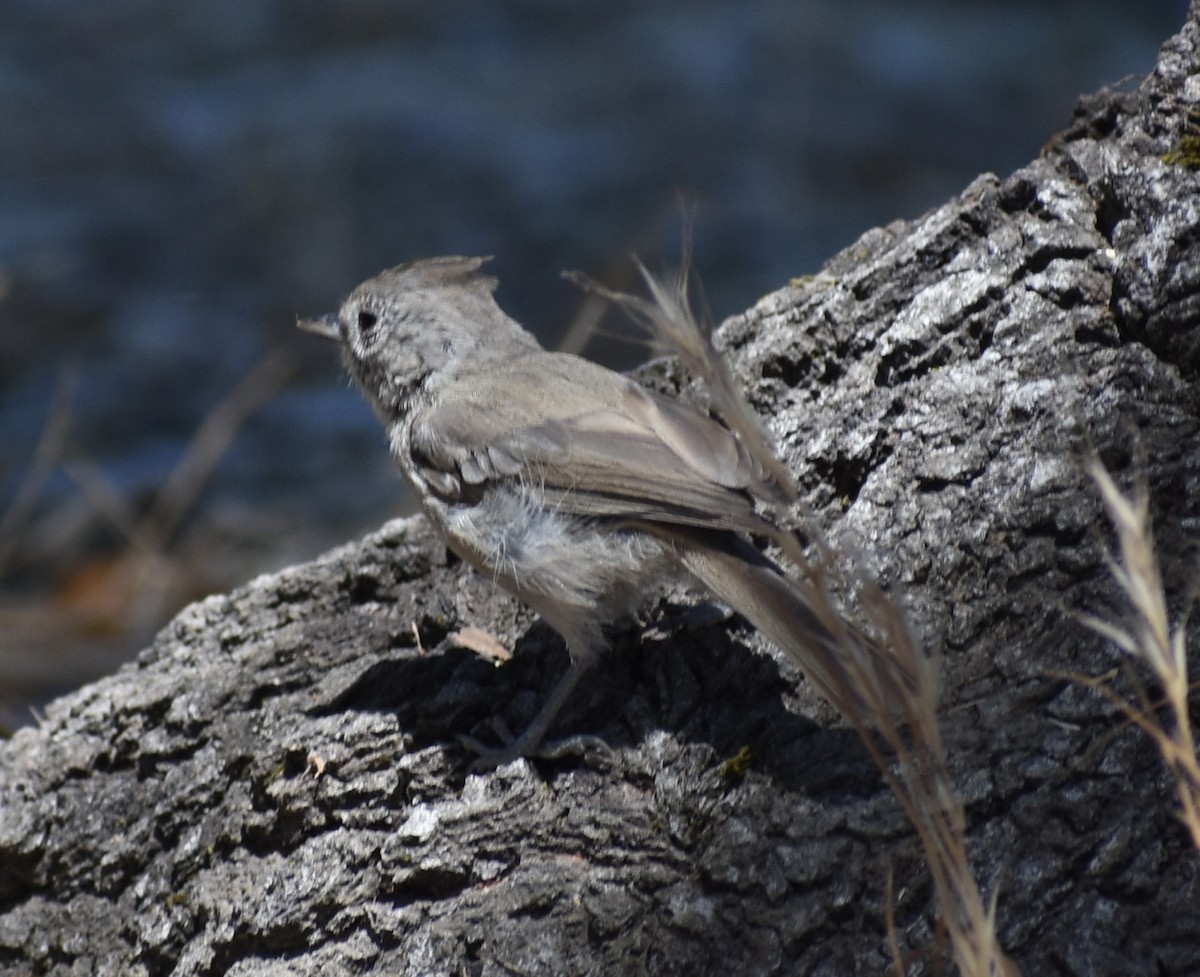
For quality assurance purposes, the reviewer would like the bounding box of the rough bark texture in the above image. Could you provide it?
[3,9,1200,977]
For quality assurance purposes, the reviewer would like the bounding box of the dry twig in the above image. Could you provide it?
[0,366,79,578]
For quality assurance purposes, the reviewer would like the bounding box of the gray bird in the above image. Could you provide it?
[300,256,851,764]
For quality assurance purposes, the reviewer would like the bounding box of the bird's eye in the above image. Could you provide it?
[358,310,378,332]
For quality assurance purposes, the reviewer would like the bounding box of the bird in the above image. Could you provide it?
[299,255,856,765]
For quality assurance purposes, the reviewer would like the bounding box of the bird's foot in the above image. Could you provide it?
[459,717,613,772]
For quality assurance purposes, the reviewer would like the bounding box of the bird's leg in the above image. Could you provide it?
[460,658,613,770]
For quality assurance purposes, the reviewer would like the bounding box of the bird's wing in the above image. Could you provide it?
[410,352,777,534]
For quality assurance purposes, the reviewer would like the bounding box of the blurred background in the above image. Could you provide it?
[0,0,1187,729]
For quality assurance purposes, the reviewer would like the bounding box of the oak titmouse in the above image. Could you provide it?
[300,256,850,763]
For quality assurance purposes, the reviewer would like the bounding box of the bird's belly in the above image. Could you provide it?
[434,484,672,625]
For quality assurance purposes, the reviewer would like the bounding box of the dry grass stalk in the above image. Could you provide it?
[592,259,1017,976]
[3,351,298,648]
[0,366,79,578]
[566,258,797,508]
[851,578,1016,977]
[145,347,298,549]
[1077,457,1200,851]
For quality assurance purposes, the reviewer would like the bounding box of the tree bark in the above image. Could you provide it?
[3,8,1200,976]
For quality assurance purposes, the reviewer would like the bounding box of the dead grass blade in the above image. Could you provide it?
[1077,457,1200,851]
[144,348,298,549]
[566,258,796,508]
[0,366,79,578]
[596,255,1017,976]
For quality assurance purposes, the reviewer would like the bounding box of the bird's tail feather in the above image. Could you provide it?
[677,536,866,718]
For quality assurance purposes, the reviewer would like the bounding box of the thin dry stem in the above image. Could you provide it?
[145,348,298,548]
[0,366,79,578]
[885,868,907,976]
[1080,457,1200,851]
[602,257,1017,976]
[39,351,299,639]
[851,582,1017,977]
[58,349,298,560]
[565,263,797,508]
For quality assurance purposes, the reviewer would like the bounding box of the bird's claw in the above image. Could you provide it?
[458,717,614,772]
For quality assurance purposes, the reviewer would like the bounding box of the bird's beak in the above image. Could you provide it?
[296,313,341,341]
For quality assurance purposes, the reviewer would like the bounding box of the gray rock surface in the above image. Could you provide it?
[3,6,1200,976]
